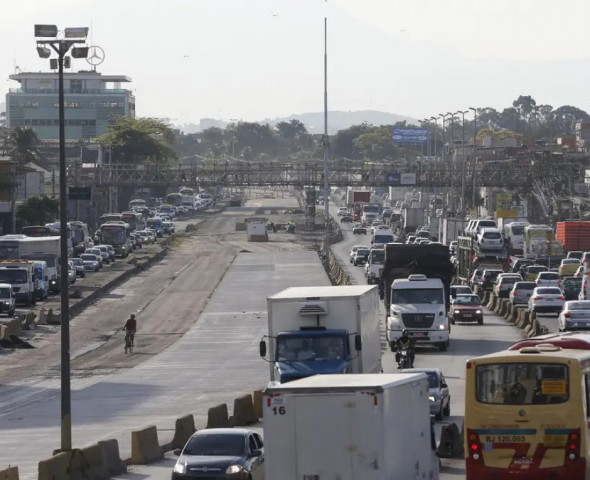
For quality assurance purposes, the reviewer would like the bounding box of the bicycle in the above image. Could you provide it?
[124,330,135,354]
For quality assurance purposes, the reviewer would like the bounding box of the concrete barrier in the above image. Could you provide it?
[172,414,196,449]
[508,305,519,323]
[38,451,71,480]
[483,291,491,306]
[206,403,230,428]
[474,286,484,300]
[437,423,463,458]
[76,444,107,480]
[253,390,263,420]
[0,318,21,339]
[0,466,19,480]
[520,311,531,329]
[131,426,163,465]
[527,320,542,338]
[98,439,126,476]
[504,302,514,320]
[488,296,497,311]
[230,394,258,426]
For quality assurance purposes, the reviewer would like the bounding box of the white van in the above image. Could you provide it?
[372,229,394,245]
[386,274,450,351]
[503,221,530,254]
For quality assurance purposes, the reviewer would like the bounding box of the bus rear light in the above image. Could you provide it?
[467,430,484,463]
[565,429,581,464]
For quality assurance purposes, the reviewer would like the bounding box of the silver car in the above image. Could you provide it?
[558,300,590,331]
[493,274,523,298]
[536,271,561,288]
[509,281,536,305]
[80,254,100,272]
[401,368,450,420]
[528,286,565,315]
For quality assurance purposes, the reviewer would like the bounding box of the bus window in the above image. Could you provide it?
[476,363,568,405]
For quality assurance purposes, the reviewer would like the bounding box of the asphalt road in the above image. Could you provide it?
[0,192,331,480]
[330,208,526,478]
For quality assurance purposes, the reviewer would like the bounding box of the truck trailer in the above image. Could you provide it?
[263,374,438,480]
[260,286,382,384]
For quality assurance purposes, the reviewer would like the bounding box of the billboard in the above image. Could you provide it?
[392,127,428,144]
[387,173,417,186]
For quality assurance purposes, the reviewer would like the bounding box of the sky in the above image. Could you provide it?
[2,0,590,126]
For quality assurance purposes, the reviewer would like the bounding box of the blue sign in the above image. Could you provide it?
[387,173,400,185]
[392,127,428,144]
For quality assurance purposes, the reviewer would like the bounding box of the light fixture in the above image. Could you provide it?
[64,27,89,39]
[71,47,89,58]
[36,46,52,58]
[34,24,58,37]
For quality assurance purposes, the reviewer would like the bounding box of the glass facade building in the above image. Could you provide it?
[6,71,135,141]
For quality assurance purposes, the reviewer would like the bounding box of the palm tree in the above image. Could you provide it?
[4,127,40,233]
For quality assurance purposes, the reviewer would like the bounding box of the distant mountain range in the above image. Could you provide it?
[178,110,417,135]
[262,110,418,135]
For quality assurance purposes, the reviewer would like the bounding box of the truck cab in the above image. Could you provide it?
[0,283,16,317]
[365,247,385,284]
[0,264,36,306]
[386,274,450,351]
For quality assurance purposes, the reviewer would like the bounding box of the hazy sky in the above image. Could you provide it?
[2,0,590,125]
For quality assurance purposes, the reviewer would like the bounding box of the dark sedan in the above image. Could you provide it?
[562,276,582,301]
[340,213,353,223]
[172,428,264,480]
[450,294,484,325]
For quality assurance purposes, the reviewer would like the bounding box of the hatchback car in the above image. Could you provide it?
[136,230,154,244]
[340,213,353,223]
[352,248,370,266]
[562,276,583,300]
[450,294,484,325]
[559,258,581,277]
[352,224,367,235]
[493,274,523,298]
[95,245,112,264]
[477,227,504,251]
[509,281,537,305]
[469,269,483,289]
[450,285,473,302]
[349,245,369,262]
[172,428,264,480]
[69,257,85,278]
[401,368,450,420]
[85,248,104,267]
[536,271,561,288]
[525,265,548,281]
[528,287,565,314]
[79,254,100,272]
[67,261,76,284]
[480,269,503,291]
[557,300,590,331]
[162,221,175,234]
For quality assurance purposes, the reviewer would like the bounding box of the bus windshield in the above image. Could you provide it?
[509,225,526,235]
[476,362,568,405]
[100,228,126,245]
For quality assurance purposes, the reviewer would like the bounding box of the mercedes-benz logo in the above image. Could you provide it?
[202,467,207,473]
[86,46,105,66]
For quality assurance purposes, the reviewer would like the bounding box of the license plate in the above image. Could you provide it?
[410,332,428,337]
[463,314,472,318]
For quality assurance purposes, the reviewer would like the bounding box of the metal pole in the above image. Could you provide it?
[461,111,466,214]
[323,17,329,256]
[470,108,478,213]
[58,42,72,452]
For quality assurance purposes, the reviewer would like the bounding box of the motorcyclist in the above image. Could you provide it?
[394,329,415,367]
[286,220,295,233]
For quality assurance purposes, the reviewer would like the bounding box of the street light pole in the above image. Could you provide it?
[469,107,478,214]
[323,17,330,257]
[34,24,89,453]
[457,110,469,215]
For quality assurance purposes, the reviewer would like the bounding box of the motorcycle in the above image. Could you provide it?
[397,347,414,370]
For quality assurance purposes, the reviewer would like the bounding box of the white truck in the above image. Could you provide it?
[442,218,470,245]
[402,207,425,233]
[365,247,385,285]
[0,261,36,305]
[263,373,438,480]
[0,235,61,293]
[260,286,382,384]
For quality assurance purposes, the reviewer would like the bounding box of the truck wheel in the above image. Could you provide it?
[438,341,448,352]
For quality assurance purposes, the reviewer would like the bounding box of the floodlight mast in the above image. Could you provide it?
[33,24,89,454]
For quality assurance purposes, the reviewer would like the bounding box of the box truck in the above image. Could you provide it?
[402,207,425,233]
[442,218,469,245]
[263,374,438,480]
[0,261,37,305]
[346,190,371,208]
[259,286,382,384]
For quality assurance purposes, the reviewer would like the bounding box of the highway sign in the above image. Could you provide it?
[387,173,400,185]
[392,127,428,144]
[68,187,92,200]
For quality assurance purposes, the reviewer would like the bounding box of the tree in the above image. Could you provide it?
[98,116,177,165]
[16,196,59,229]
[4,126,40,233]
[276,119,307,140]
[332,123,372,159]
[553,105,590,136]
[513,95,537,123]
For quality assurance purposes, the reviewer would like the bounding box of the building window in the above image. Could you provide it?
[70,79,83,92]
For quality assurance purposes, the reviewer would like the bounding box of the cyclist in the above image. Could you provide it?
[123,313,137,353]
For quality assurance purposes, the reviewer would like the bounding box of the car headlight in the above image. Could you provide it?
[173,462,186,474]
[225,464,244,474]
[4,301,9,305]
[429,396,435,402]
[476,310,482,314]
[438,323,448,330]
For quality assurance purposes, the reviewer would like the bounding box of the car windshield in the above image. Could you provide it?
[183,434,245,456]
[374,234,394,243]
[454,295,481,305]
[80,255,95,261]
[0,270,27,283]
[563,259,580,265]
[357,249,370,256]
[528,267,547,273]
[392,288,442,304]
[564,278,582,286]
[476,363,568,405]
[0,288,11,298]
[276,334,346,361]
[536,288,562,295]
[425,372,439,388]
[484,270,502,278]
